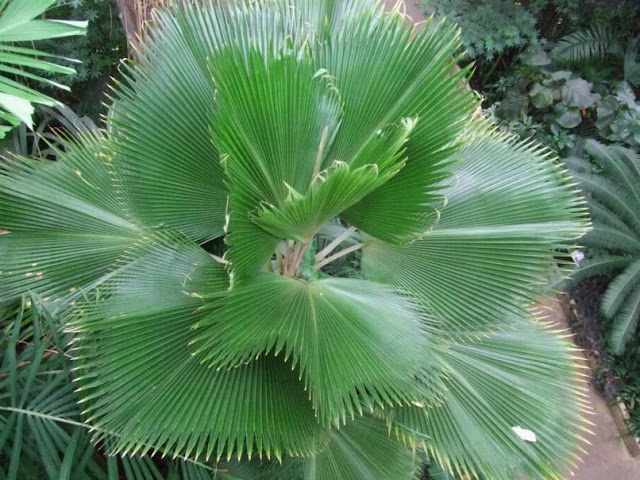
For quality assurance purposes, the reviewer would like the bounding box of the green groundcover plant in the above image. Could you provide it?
[0,1,591,479]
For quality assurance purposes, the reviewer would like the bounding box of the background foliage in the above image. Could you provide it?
[46,0,127,117]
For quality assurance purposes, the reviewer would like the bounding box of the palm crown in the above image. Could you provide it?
[0,1,590,479]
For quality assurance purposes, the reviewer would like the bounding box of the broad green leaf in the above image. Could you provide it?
[252,157,403,243]
[0,92,32,127]
[529,83,554,109]
[0,19,87,42]
[0,0,54,30]
[73,237,325,461]
[220,416,422,480]
[561,78,600,109]
[109,21,227,243]
[77,313,326,462]
[363,128,588,335]
[0,132,140,305]
[193,275,429,424]
[300,416,422,480]
[0,0,85,134]
[213,48,341,281]
[554,104,582,128]
[0,298,215,478]
[324,13,477,243]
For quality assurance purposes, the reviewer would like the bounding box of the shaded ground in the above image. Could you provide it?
[541,296,640,479]
[566,277,621,401]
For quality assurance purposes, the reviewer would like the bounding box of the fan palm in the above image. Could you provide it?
[567,140,640,354]
[0,1,590,479]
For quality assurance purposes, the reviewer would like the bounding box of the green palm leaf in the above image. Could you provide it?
[220,416,423,480]
[386,322,589,480]
[212,48,341,281]
[601,259,640,318]
[0,0,86,136]
[0,1,591,478]
[193,274,429,425]
[0,298,216,480]
[326,13,477,243]
[571,142,640,354]
[551,25,616,64]
[363,127,588,335]
[567,255,633,284]
[0,132,140,306]
[610,282,640,353]
[73,235,325,461]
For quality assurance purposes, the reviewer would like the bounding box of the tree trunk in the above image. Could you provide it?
[115,0,139,59]
[115,0,168,60]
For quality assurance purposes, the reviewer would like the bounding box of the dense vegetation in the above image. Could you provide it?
[423,0,640,439]
[0,1,591,479]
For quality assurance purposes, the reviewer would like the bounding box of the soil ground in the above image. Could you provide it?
[541,296,640,479]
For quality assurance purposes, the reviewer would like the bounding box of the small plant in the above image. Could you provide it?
[1,1,589,479]
[614,341,640,438]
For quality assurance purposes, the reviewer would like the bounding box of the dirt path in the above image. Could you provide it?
[541,296,640,479]
[382,0,425,25]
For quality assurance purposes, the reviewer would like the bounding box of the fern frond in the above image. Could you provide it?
[552,25,616,63]
[610,282,640,354]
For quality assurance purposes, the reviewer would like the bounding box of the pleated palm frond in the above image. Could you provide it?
[551,25,616,64]
[0,0,86,137]
[0,297,216,479]
[0,1,590,478]
[570,140,640,353]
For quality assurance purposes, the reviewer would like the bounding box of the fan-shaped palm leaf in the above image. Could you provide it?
[192,274,429,425]
[0,1,590,478]
[0,298,216,479]
[363,127,587,336]
[218,416,424,480]
[384,321,589,480]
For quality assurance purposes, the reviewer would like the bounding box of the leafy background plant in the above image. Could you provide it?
[45,0,127,118]
[0,0,86,138]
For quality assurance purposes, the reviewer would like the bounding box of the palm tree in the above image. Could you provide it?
[0,1,590,479]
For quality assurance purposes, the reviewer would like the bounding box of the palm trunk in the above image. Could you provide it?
[115,0,170,59]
